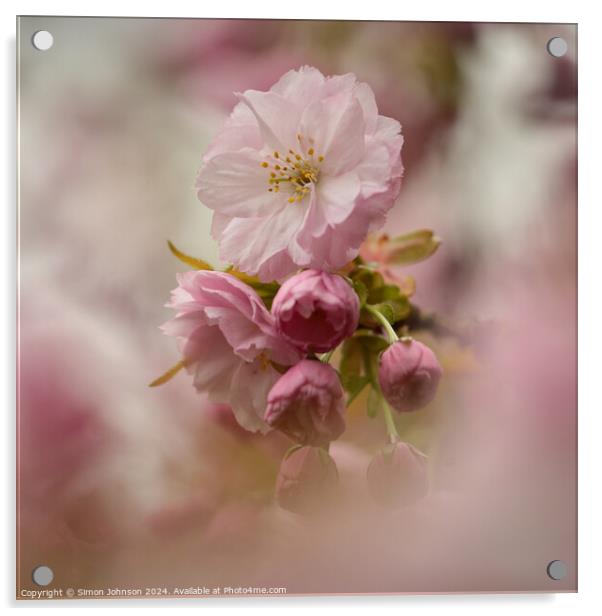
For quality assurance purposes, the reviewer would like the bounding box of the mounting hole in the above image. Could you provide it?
[547,37,567,58]
[32,565,54,586]
[547,560,568,580]
[31,30,54,51]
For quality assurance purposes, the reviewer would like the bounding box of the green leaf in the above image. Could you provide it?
[376,298,411,323]
[367,282,403,304]
[353,279,368,306]
[340,338,364,386]
[167,240,214,270]
[385,229,441,265]
[340,333,388,406]
[367,387,383,418]
[340,334,388,381]
[357,334,389,354]
[345,375,370,407]
[350,268,385,295]
[360,297,411,328]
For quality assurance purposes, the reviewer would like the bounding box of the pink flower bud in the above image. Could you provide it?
[367,442,429,508]
[265,360,345,446]
[271,269,360,353]
[275,446,339,514]
[378,339,442,413]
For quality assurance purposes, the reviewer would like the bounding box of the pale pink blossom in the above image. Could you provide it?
[196,65,404,281]
[161,271,301,432]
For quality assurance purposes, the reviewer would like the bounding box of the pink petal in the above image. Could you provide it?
[186,326,238,395]
[316,171,361,226]
[180,271,275,335]
[238,90,300,152]
[160,311,206,339]
[303,230,359,271]
[210,211,230,238]
[295,188,328,247]
[355,139,394,198]
[320,73,357,98]
[197,148,277,218]
[300,92,366,176]
[228,360,279,433]
[354,82,379,134]
[270,65,326,108]
[202,101,262,160]
[218,203,310,281]
[375,115,403,141]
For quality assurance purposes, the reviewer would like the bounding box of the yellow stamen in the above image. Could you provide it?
[262,138,320,205]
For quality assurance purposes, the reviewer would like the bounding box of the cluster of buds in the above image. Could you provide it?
[157,230,445,514]
[156,244,444,514]
[260,262,443,514]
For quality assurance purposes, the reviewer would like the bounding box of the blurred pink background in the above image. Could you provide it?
[17,17,576,596]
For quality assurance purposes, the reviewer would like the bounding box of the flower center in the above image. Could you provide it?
[260,134,324,204]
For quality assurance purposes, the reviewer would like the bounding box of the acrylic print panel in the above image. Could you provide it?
[17,16,577,599]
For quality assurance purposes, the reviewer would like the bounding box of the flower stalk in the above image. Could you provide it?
[361,339,400,443]
[381,399,400,444]
[365,305,399,344]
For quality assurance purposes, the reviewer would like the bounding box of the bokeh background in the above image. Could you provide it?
[17,17,577,596]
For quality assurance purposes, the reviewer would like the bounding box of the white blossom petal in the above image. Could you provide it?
[238,90,301,152]
[197,148,278,218]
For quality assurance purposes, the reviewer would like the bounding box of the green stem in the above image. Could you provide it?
[361,347,399,442]
[381,399,400,444]
[365,305,399,344]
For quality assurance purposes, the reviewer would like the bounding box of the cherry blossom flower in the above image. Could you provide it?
[161,271,301,432]
[196,65,404,281]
